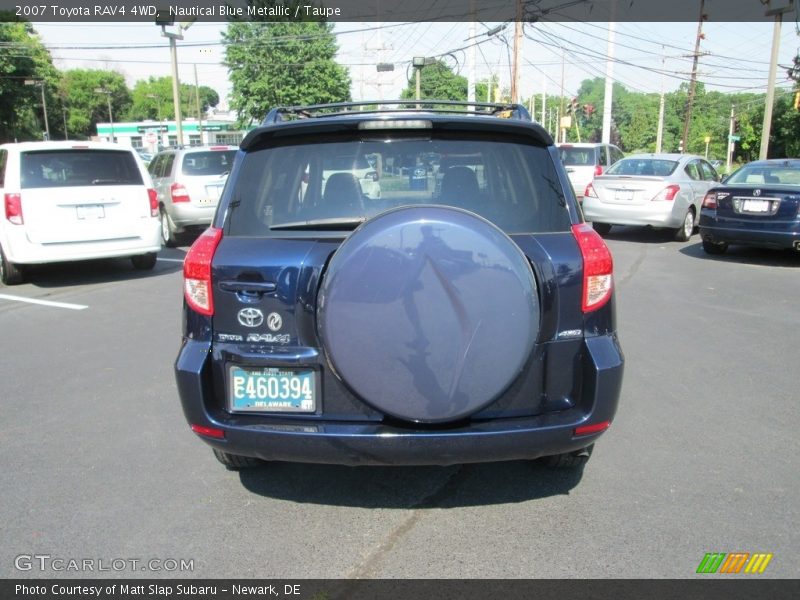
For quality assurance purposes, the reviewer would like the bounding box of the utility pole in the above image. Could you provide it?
[601,17,616,144]
[468,6,476,104]
[510,0,523,103]
[541,72,546,126]
[760,1,794,160]
[681,0,706,154]
[559,51,566,143]
[655,49,666,153]
[726,104,735,173]
[194,63,203,144]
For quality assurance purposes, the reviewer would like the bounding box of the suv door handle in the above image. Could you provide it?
[219,281,277,294]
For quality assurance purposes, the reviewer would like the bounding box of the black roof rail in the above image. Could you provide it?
[262,100,532,125]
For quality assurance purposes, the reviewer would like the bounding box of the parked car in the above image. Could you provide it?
[322,154,381,200]
[582,153,720,241]
[0,141,161,285]
[557,142,624,203]
[699,158,800,255]
[175,101,623,472]
[149,145,237,246]
[136,148,154,166]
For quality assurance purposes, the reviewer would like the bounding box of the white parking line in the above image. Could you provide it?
[0,293,88,311]
[157,258,185,263]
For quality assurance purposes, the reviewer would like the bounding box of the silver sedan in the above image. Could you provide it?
[582,153,720,241]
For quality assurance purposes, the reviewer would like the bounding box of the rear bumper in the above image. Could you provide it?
[175,334,624,466]
[2,220,162,264]
[167,202,217,229]
[699,212,800,249]
[583,197,688,228]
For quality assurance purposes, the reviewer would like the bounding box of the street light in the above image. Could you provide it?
[157,12,195,147]
[24,79,50,140]
[94,87,114,143]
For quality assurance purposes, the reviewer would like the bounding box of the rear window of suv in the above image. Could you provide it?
[20,149,143,188]
[180,150,236,176]
[226,133,570,236]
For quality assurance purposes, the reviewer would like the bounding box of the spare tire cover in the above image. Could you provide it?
[318,206,539,423]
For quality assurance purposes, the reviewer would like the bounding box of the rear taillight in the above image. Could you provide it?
[147,188,158,217]
[651,184,680,202]
[572,223,614,313]
[584,183,598,199]
[702,191,717,209]
[366,171,379,182]
[171,182,190,203]
[594,165,603,177]
[183,227,222,316]
[4,193,22,225]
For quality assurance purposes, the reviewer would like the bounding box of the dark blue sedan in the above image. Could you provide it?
[699,159,800,254]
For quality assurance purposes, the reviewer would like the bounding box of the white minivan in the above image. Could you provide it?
[0,141,162,285]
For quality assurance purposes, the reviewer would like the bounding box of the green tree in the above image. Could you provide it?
[127,76,220,121]
[0,19,60,142]
[59,69,131,139]
[400,60,467,102]
[223,9,351,126]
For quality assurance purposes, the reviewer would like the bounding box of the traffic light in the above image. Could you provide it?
[583,103,595,117]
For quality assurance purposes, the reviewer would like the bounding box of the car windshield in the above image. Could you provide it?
[226,134,571,236]
[20,149,143,188]
[559,147,595,166]
[181,150,236,176]
[606,158,678,177]
[726,165,800,185]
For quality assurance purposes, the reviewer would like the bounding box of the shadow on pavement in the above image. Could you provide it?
[679,241,800,268]
[20,254,183,289]
[596,225,679,244]
[238,459,586,508]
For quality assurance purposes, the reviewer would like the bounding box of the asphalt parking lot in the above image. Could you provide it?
[0,228,798,579]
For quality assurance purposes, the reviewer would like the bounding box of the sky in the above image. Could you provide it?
[30,19,800,112]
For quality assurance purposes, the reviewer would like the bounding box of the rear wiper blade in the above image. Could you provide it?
[270,217,367,231]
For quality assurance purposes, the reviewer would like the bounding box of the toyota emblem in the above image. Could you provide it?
[753,189,761,197]
[237,308,264,328]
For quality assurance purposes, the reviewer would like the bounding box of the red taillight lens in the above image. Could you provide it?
[4,193,23,225]
[702,191,717,209]
[652,184,680,202]
[584,183,598,198]
[574,420,611,436]
[190,424,225,439]
[147,188,158,217]
[183,227,222,316]
[572,223,614,313]
[594,165,603,177]
[171,182,190,203]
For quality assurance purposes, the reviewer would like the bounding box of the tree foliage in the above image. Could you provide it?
[0,19,60,142]
[127,76,220,122]
[59,69,130,139]
[400,60,467,102]
[223,9,351,126]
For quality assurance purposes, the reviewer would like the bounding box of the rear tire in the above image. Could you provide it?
[543,444,594,469]
[674,209,695,242]
[160,207,179,248]
[702,239,728,255]
[592,222,612,235]
[212,449,263,470]
[131,252,157,270]
[0,246,24,285]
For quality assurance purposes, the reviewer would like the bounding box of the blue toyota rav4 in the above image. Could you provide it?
[175,101,624,471]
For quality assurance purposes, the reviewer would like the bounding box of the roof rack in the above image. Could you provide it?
[262,100,532,125]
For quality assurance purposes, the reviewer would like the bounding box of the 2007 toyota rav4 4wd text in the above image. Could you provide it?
[175,101,624,472]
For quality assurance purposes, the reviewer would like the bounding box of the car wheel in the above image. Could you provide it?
[0,246,24,286]
[674,209,695,242]
[592,222,612,235]
[131,252,157,270]
[212,449,263,470]
[160,207,179,248]
[702,239,728,255]
[542,444,594,469]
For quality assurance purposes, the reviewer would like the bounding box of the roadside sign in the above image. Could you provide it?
[145,132,158,144]
[729,135,741,142]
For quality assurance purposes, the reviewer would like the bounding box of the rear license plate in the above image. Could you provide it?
[76,204,105,219]
[614,190,634,201]
[742,199,769,212]
[228,366,316,413]
[203,185,224,202]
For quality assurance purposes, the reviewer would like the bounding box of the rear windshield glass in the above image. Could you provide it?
[558,147,597,166]
[606,158,678,177]
[726,165,800,185]
[226,135,570,236]
[180,150,236,176]
[21,149,143,188]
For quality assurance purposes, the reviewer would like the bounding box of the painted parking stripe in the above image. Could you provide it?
[0,293,88,311]
[157,258,185,263]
